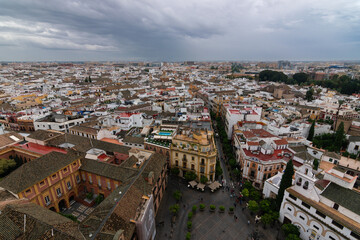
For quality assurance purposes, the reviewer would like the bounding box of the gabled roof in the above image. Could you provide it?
[0,151,81,193]
[321,182,360,215]
[0,203,82,239]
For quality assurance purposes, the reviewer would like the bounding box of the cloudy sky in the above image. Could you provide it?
[0,0,359,61]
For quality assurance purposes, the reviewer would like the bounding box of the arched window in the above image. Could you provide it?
[296,177,302,186]
[303,181,309,190]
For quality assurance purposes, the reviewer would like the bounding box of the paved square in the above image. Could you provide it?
[155,175,279,240]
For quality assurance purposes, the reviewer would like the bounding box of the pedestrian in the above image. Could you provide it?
[247,220,250,225]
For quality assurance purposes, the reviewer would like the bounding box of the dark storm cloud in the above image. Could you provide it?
[0,0,359,61]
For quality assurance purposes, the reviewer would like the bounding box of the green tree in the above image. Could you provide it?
[184,171,197,182]
[313,159,319,170]
[171,167,180,176]
[173,190,182,202]
[305,88,314,101]
[248,200,259,214]
[169,204,180,215]
[200,175,208,184]
[292,72,308,84]
[215,161,223,178]
[250,189,261,201]
[241,188,249,198]
[0,158,16,175]
[334,122,345,152]
[260,199,271,213]
[229,158,237,168]
[307,121,315,141]
[276,160,294,210]
[261,213,273,227]
[282,223,300,237]
[286,234,301,240]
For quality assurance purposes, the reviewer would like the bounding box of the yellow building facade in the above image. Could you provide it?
[170,128,217,182]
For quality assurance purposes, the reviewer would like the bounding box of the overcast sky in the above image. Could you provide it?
[0,0,359,61]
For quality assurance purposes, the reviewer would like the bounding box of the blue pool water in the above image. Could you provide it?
[159,132,171,136]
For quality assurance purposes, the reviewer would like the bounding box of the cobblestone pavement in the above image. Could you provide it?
[155,175,280,240]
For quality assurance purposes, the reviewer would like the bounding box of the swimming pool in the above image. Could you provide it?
[159,132,172,136]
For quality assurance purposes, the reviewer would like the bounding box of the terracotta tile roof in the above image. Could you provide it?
[80,158,139,182]
[0,202,82,239]
[0,151,82,193]
[69,125,99,135]
[26,129,63,142]
[273,139,288,145]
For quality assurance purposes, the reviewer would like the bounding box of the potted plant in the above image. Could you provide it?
[228,207,234,214]
[188,211,193,220]
[219,206,225,213]
[186,232,191,240]
[187,221,192,230]
[209,205,216,212]
[192,205,197,213]
[199,204,205,211]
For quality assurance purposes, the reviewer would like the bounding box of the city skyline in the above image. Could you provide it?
[0,0,360,61]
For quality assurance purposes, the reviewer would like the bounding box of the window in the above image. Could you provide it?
[98,179,102,188]
[191,164,195,170]
[269,166,272,171]
[355,145,359,150]
[329,236,336,240]
[299,216,305,221]
[175,160,179,166]
[89,175,92,184]
[268,173,271,178]
[247,162,250,167]
[316,210,326,218]
[313,225,319,230]
[25,189,31,194]
[56,188,62,197]
[329,158,333,162]
[250,171,255,177]
[351,231,360,240]
[73,162,77,166]
[175,153,178,157]
[200,167,205,173]
[258,166,261,171]
[289,194,297,201]
[76,175,80,183]
[277,165,280,170]
[192,156,194,161]
[107,181,111,190]
[287,207,292,212]
[82,174,86,181]
[63,167,68,173]
[52,174,57,179]
[264,167,267,171]
[301,201,310,209]
[40,181,45,186]
[67,181,71,189]
[45,196,51,205]
[333,203,339,210]
[332,220,343,229]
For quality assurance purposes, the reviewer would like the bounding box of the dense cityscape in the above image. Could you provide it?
[0,60,359,240]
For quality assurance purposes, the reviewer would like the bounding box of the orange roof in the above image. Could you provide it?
[100,138,123,145]
[274,139,288,145]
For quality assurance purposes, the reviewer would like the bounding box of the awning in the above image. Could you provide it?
[188,180,197,188]
[208,181,222,192]
[197,183,205,191]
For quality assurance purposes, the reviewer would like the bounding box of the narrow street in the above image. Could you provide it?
[215,136,230,185]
